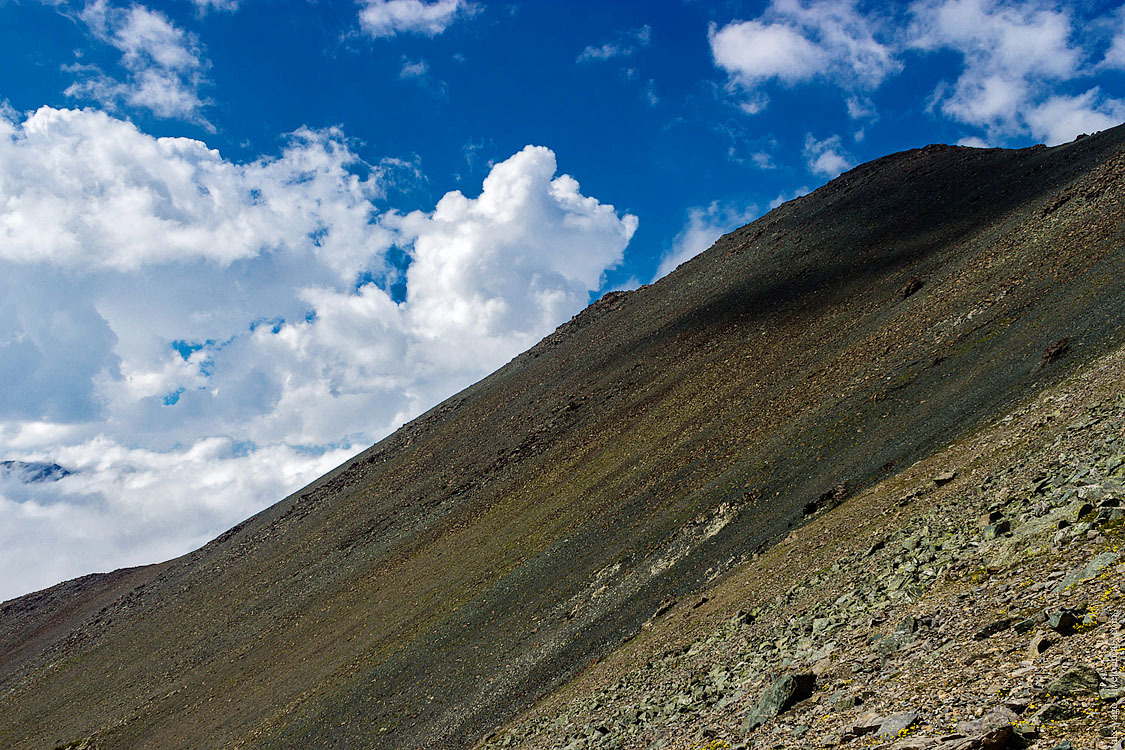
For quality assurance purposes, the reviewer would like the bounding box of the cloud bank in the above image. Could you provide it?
[910,0,1125,144]
[710,0,1125,146]
[0,107,635,601]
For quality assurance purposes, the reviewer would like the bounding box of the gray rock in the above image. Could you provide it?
[1003,694,1031,714]
[956,705,1017,735]
[978,510,1003,528]
[888,738,939,750]
[982,520,1010,539]
[1044,664,1101,696]
[973,617,1014,640]
[1047,608,1080,634]
[1099,686,1125,701]
[1028,631,1054,658]
[1054,551,1118,592]
[867,711,919,738]
[1098,507,1125,524]
[1030,702,1076,723]
[938,726,1013,750]
[1013,612,1045,634]
[741,673,816,732]
[873,629,915,655]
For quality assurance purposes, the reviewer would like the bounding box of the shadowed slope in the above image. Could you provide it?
[3,127,1125,750]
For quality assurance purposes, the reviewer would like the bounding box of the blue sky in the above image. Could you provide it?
[1,0,1124,601]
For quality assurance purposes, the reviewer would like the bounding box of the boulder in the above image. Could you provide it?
[877,711,920,737]
[1030,702,1076,723]
[741,673,816,732]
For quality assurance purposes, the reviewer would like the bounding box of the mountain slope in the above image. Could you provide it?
[479,317,1125,750]
[3,126,1125,750]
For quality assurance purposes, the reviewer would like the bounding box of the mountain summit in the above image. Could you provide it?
[3,126,1125,749]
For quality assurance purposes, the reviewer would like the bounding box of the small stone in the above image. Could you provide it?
[982,520,1011,539]
[956,705,1018,735]
[934,471,957,486]
[900,277,924,299]
[978,510,1003,528]
[973,617,1014,640]
[1028,631,1054,658]
[1099,686,1125,701]
[1047,608,1080,634]
[830,692,862,709]
[733,609,755,627]
[1042,338,1069,364]
[875,711,919,738]
[1048,742,1074,750]
[1013,612,1045,634]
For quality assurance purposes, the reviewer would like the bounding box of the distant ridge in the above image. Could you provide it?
[0,460,72,484]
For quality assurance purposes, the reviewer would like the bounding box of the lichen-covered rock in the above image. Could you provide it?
[1044,665,1102,697]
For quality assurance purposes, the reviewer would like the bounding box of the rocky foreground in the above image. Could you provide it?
[478,344,1125,750]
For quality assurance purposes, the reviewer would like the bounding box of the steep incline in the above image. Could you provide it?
[2,127,1125,750]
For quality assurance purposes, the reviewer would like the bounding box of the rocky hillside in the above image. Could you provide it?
[2,126,1125,750]
[477,329,1125,750]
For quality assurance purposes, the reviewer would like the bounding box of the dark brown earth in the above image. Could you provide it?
[3,125,1125,750]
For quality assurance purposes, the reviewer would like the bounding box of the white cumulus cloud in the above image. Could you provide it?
[803,133,853,177]
[710,20,829,85]
[1107,9,1125,70]
[910,0,1125,144]
[0,107,636,601]
[358,0,476,38]
[709,0,899,113]
[65,1,210,123]
[1023,88,1125,145]
[653,202,758,281]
